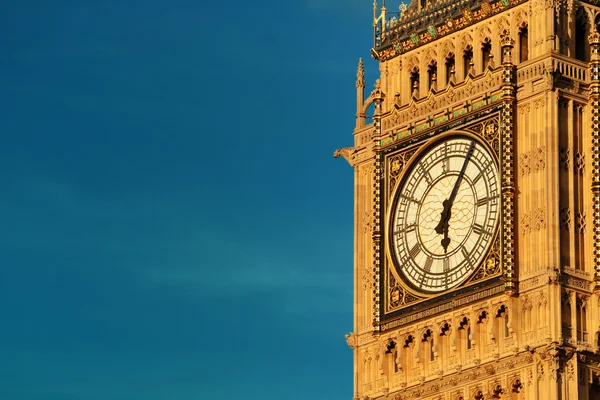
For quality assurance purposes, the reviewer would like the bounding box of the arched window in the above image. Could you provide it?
[496,305,510,338]
[427,61,438,92]
[476,310,489,349]
[445,53,455,84]
[422,329,435,362]
[438,322,451,369]
[575,16,588,61]
[481,38,492,70]
[577,296,588,343]
[561,294,572,339]
[519,26,529,62]
[384,340,399,374]
[457,316,472,357]
[402,335,415,381]
[463,46,474,78]
[410,67,420,98]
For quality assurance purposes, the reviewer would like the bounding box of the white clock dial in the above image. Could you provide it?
[390,136,499,293]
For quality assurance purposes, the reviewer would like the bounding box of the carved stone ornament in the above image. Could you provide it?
[534,208,547,231]
[521,212,532,235]
[346,332,357,349]
[559,147,570,170]
[575,152,585,175]
[363,211,373,233]
[519,152,531,176]
[576,211,586,234]
[534,146,546,171]
[560,207,571,230]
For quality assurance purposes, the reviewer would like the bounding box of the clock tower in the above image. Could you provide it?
[336,0,600,399]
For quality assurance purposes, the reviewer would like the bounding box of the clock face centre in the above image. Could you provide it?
[417,174,476,257]
[390,136,500,294]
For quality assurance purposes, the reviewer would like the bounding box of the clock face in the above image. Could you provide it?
[390,136,500,293]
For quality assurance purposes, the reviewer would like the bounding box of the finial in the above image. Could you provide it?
[500,34,515,64]
[469,60,476,76]
[357,58,365,88]
[399,3,407,17]
[589,31,600,62]
[373,0,377,24]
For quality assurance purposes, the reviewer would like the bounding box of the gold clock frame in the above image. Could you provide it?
[384,131,501,299]
[372,101,516,333]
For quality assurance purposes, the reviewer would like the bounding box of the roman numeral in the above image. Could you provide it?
[409,243,421,259]
[461,247,473,266]
[443,258,450,272]
[477,197,489,207]
[419,162,433,184]
[473,223,491,236]
[399,194,422,205]
[395,224,416,236]
[472,173,482,185]
[424,257,433,273]
[442,143,449,173]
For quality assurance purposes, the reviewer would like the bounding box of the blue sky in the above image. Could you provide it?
[0,1,382,399]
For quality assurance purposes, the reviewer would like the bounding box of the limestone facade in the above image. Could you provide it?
[335,0,600,398]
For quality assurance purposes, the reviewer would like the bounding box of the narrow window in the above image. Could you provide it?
[467,325,472,349]
[577,299,588,342]
[463,46,473,78]
[410,68,420,97]
[561,295,572,339]
[481,39,492,70]
[575,21,587,61]
[427,61,438,91]
[445,54,455,84]
[519,26,529,62]
[385,341,398,373]
[430,337,435,361]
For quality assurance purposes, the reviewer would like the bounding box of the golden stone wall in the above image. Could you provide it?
[336,0,600,399]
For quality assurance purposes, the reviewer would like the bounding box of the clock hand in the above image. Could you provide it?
[435,141,476,253]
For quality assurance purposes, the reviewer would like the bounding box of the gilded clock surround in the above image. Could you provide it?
[380,123,504,326]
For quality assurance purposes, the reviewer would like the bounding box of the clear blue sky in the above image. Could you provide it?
[0,1,382,399]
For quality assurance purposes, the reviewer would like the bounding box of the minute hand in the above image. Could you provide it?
[447,141,476,206]
[434,141,476,237]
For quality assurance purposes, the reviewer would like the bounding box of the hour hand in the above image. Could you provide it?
[435,199,452,253]
[434,199,451,235]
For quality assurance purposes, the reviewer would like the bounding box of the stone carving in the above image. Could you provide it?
[363,211,373,233]
[559,147,570,170]
[484,121,499,143]
[521,212,532,235]
[575,152,585,175]
[388,149,417,195]
[576,211,586,234]
[560,207,571,230]
[534,146,546,171]
[537,362,545,380]
[362,267,372,290]
[334,147,355,163]
[534,208,547,230]
[346,332,358,349]
[519,152,531,176]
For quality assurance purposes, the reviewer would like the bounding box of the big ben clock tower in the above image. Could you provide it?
[335,0,600,398]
